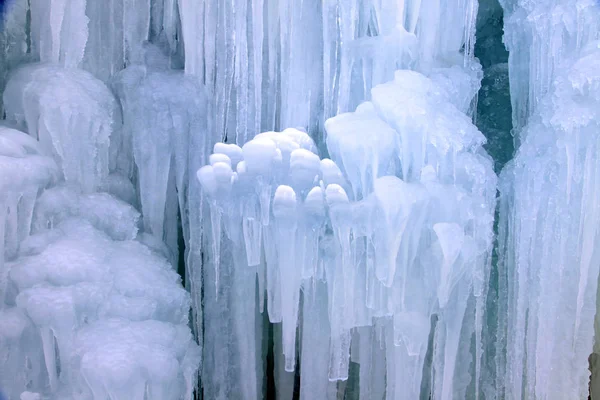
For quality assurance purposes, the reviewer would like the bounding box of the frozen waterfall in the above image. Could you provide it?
[1,0,600,399]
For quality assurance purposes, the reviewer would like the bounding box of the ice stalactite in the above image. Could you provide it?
[178,0,480,147]
[111,44,213,366]
[4,65,117,193]
[112,44,211,264]
[198,63,497,399]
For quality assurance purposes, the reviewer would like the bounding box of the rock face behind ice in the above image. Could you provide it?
[197,65,497,400]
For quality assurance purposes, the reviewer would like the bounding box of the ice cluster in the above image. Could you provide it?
[490,0,600,399]
[198,65,496,399]
[179,0,480,145]
[0,63,200,399]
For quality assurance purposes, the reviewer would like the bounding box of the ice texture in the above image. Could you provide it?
[198,65,496,399]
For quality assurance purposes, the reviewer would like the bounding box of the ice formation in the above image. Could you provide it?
[0,63,199,399]
[198,65,496,399]
[495,41,600,400]
[2,0,600,399]
[500,0,600,139]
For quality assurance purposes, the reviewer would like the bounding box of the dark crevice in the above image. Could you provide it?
[474,1,513,398]
[475,0,513,174]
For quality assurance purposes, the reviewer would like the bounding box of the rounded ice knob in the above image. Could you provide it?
[274,135,300,167]
[236,160,247,175]
[196,165,218,196]
[325,184,349,207]
[213,142,243,166]
[290,149,321,188]
[320,159,345,186]
[304,186,326,217]
[209,153,232,167]
[0,136,27,158]
[273,185,297,219]
[212,162,233,185]
[0,127,45,155]
[281,127,317,153]
[242,138,278,174]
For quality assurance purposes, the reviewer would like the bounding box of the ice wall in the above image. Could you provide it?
[7,0,600,399]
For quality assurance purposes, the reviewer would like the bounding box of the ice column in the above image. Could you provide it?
[496,41,600,400]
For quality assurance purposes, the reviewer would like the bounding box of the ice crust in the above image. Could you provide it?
[198,66,496,399]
